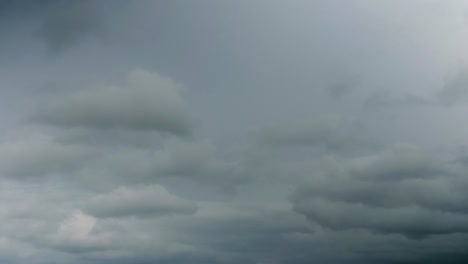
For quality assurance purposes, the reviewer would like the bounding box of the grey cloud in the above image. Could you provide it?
[166,201,467,264]
[438,67,468,106]
[0,237,42,264]
[348,144,443,181]
[0,184,96,263]
[84,185,197,218]
[325,70,360,100]
[39,1,101,53]
[292,144,468,238]
[0,1,47,18]
[68,139,247,189]
[363,67,468,110]
[56,127,163,149]
[3,1,468,263]
[151,140,246,184]
[293,176,467,214]
[168,202,313,264]
[308,144,441,182]
[43,206,210,263]
[258,120,338,147]
[282,229,468,264]
[47,211,114,253]
[257,118,375,152]
[0,133,98,178]
[293,197,468,239]
[35,69,191,136]
[363,91,435,110]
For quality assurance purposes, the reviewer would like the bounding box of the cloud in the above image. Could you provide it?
[168,201,313,264]
[56,127,163,149]
[257,117,375,153]
[291,144,468,238]
[282,228,468,264]
[0,236,41,263]
[346,144,443,181]
[438,67,468,106]
[65,138,247,189]
[48,211,114,253]
[0,133,97,178]
[363,91,435,110]
[151,140,245,184]
[363,66,468,110]
[35,69,191,136]
[4,1,468,263]
[258,119,338,147]
[293,197,468,239]
[0,126,243,189]
[84,185,197,218]
[325,70,359,100]
[39,1,102,53]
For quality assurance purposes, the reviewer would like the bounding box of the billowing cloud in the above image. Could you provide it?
[35,69,191,136]
[84,185,197,218]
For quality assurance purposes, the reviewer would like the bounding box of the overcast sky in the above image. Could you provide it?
[1,0,468,263]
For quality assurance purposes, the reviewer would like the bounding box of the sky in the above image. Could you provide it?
[1,0,468,263]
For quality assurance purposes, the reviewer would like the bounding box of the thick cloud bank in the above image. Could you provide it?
[2,1,468,264]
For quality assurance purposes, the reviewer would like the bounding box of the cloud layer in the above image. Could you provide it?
[2,1,468,264]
